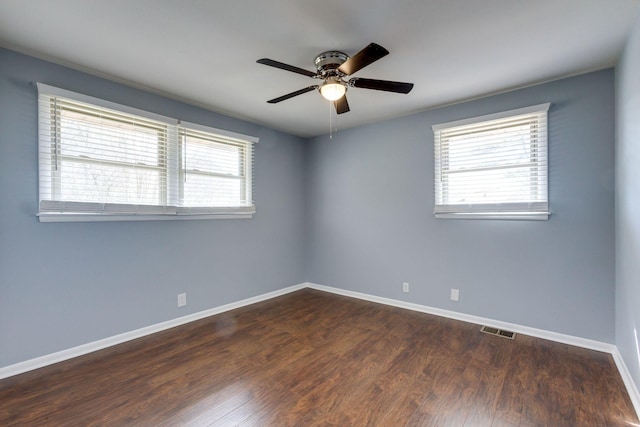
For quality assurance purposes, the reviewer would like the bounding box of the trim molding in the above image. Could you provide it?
[2,280,639,420]
[305,283,614,352]
[612,347,640,418]
[305,282,640,419]
[0,283,306,380]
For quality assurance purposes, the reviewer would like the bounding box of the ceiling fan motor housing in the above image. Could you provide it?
[314,51,349,77]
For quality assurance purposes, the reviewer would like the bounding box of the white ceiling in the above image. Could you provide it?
[0,0,638,138]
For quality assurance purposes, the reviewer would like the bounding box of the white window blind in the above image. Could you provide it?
[432,103,550,220]
[177,122,254,215]
[37,83,257,221]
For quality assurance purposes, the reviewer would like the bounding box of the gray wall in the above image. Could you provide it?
[616,9,640,397]
[0,48,307,368]
[0,46,620,371]
[306,70,616,343]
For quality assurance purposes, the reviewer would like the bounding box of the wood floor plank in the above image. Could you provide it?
[1,289,638,426]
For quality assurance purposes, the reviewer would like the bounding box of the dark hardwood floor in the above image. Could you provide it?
[1,289,637,426]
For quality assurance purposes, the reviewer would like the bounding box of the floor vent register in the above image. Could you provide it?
[480,325,516,340]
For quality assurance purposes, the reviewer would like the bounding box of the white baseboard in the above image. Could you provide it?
[305,282,640,419]
[3,280,639,421]
[612,347,640,418]
[305,283,614,352]
[0,283,306,380]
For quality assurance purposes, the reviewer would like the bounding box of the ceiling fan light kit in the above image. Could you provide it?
[257,42,414,115]
[320,78,346,101]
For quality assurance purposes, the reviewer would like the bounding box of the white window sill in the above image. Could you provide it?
[434,212,550,221]
[37,213,254,223]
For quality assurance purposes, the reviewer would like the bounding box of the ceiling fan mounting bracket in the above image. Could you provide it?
[314,51,349,78]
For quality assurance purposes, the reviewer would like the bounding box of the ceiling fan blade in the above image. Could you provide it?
[349,77,414,94]
[257,58,317,78]
[337,43,389,76]
[267,86,318,103]
[334,95,350,114]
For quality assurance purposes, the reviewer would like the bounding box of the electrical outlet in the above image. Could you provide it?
[403,282,409,293]
[177,293,187,307]
[450,289,460,302]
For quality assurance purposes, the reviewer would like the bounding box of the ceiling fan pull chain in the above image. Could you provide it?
[329,100,333,140]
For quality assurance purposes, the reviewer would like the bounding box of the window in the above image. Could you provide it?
[37,83,257,222]
[178,123,253,213]
[432,103,550,220]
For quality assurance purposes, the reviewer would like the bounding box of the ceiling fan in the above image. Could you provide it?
[257,43,414,114]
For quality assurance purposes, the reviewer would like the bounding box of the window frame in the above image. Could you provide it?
[37,83,258,222]
[176,121,255,215]
[432,103,550,220]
